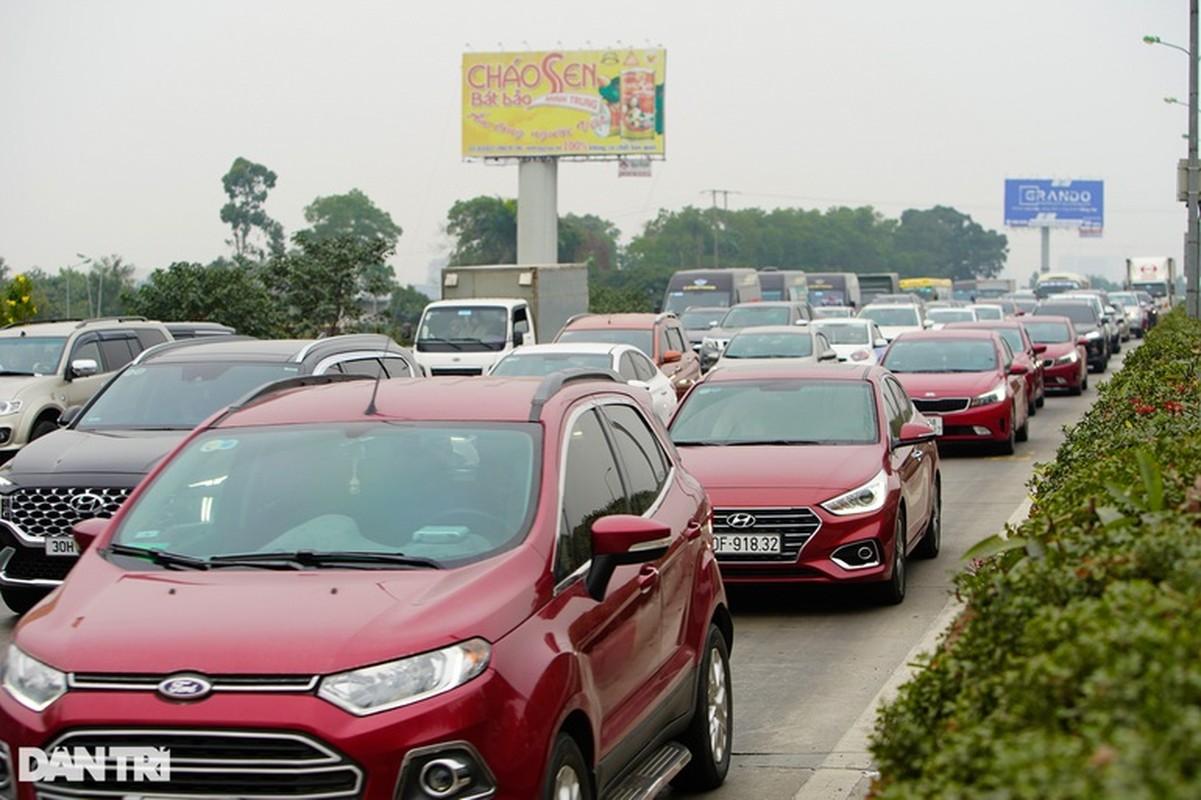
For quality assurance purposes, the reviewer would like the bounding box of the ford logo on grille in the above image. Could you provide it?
[727,513,757,529]
[69,493,107,516]
[157,674,213,701]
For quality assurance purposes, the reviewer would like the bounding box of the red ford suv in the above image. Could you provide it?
[0,372,732,799]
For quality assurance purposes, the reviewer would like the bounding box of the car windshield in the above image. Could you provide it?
[1022,321,1071,344]
[1109,292,1139,307]
[79,362,304,430]
[670,380,878,445]
[417,307,509,352]
[490,352,612,375]
[883,339,998,373]
[860,307,920,326]
[719,306,794,328]
[812,306,852,319]
[971,306,1004,320]
[722,331,812,359]
[813,323,870,345]
[555,328,654,356]
[0,335,67,376]
[1036,304,1095,325]
[928,309,975,324]
[111,423,539,566]
[680,309,727,329]
[664,290,732,315]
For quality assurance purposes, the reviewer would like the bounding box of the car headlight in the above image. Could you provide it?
[0,400,22,417]
[969,381,1008,408]
[821,468,888,516]
[318,638,490,716]
[2,645,67,712]
[1053,351,1079,365]
[701,337,721,352]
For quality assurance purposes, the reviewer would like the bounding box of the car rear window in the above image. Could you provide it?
[1022,321,1071,343]
[722,331,813,358]
[491,352,612,376]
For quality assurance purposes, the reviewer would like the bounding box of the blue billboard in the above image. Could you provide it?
[1004,179,1104,229]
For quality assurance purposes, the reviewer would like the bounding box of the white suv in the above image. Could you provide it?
[0,317,172,462]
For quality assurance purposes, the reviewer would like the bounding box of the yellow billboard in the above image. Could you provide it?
[462,49,666,159]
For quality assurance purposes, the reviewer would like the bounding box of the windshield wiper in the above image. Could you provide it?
[725,439,823,446]
[210,550,443,569]
[671,439,730,446]
[0,370,35,377]
[105,543,214,570]
[417,336,464,351]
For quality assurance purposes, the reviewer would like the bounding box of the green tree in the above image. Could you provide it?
[386,284,432,343]
[220,157,285,261]
[302,189,403,304]
[892,206,1008,279]
[122,261,283,338]
[262,232,394,337]
[559,213,621,270]
[445,196,518,265]
[87,255,137,317]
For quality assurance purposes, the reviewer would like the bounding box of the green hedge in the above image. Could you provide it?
[869,307,1201,799]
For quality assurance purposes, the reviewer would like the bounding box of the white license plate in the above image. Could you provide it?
[926,416,943,435]
[713,534,781,555]
[44,535,79,556]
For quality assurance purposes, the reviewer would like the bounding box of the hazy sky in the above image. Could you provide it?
[0,1,1190,290]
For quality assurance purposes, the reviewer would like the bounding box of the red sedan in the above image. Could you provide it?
[881,329,1031,455]
[943,319,1047,415]
[0,374,732,799]
[669,363,941,604]
[1021,315,1089,395]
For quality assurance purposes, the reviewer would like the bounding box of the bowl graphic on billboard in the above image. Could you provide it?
[621,68,656,139]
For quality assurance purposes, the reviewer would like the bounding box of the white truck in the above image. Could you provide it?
[413,264,589,376]
[1125,256,1177,309]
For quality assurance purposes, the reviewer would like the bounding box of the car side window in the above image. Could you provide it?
[998,337,1014,368]
[381,356,418,377]
[557,408,629,581]
[71,338,102,367]
[630,351,658,382]
[883,377,914,436]
[96,336,139,372]
[136,329,170,349]
[330,357,386,378]
[881,379,904,439]
[666,325,687,354]
[601,403,669,515]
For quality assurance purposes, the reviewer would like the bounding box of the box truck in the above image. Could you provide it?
[413,264,589,376]
[1125,256,1176,308]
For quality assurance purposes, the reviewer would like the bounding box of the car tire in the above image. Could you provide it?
[1069,380,1083,397]
[1036,386,1045,408]
[1015,409,1029,443]
[1,585,48,615]
[1081,374,1089,392]
[998,407,1017,455]
[1027,391,1037,417]
[877,513,907,605]
[914,479,941,560]
[543,734,592,800]
[672,624,733,791]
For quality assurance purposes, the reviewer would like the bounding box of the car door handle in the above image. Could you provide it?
[637,565,659,594]
[684,519,703,540]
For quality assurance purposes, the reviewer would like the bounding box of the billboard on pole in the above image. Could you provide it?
[462,49,666,159]
[1004,179,1104,230]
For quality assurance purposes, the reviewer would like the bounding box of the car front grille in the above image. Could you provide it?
[912,398,970,414]
[712,507,821,562]
[2,487,130,538]
[34,729,362,799]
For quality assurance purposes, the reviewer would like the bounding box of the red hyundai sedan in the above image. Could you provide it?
[1021,315,1089,396]
[0,374,732,799]
[881,329,1031,455]
[668,363,941,604]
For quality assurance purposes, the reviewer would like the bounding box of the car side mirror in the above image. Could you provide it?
[894,420,938,448]
[922,319,935,329]
[1009,363,1029,375]
[585,515,671,601]
[1032,343,1047,355]
[59,405,84,426]
[874,338,889,348]
[69,358,99,380]
[72,516,109,553]
[820,350,838,361]
[662,350,682,364]
[708,320,719,328]
[1076,336,1089,346]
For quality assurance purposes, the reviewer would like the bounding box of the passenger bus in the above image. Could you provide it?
[757,268,809,302]
[858,272,901,305]
[805,272,862,309]
[898,277,953,303]
[952,279,978,302]
[661,268,762,316]
[1034,271,1090,299]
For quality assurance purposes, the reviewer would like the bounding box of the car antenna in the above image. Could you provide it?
[364,369,384,416]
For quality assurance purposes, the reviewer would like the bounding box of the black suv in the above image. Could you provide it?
[0,334,423,613]
[1032,300,1109,372]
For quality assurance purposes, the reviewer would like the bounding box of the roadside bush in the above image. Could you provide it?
[870,307,1201,799]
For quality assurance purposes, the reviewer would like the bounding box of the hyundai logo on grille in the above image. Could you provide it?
[157,674,213,701]
[68,492,107,516]
[726,513,757,529]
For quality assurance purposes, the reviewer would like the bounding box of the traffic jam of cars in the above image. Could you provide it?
[0,271,1148,799]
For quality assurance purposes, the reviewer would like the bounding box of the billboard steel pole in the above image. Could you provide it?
[517,159,559,265]
[1189,0,1200,319]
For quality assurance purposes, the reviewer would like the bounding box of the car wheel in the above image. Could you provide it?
[1027,391,1037,417]
[914,479,941,560]
[998,407,1016,455]
[877,512,907,605]
[1,585,48,615]
[672,624,733,791]
[543,734,592,800]
[1081,373,1089,392]
[1015,407,1029,443]
[1069,380,1083,397]
[1036,385,1045,408]
[29,419,59,442]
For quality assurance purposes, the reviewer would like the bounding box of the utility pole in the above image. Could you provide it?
[1189,0,1200,318]
[705,189,733,267]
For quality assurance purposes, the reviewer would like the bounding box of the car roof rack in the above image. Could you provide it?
[561,312,595,328]
[528,368,623,422]
[210,373,376,426]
